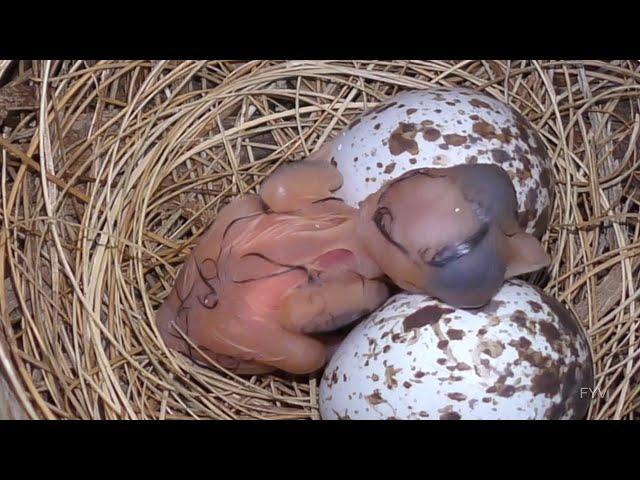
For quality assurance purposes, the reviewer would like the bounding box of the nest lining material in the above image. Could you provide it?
[0,60,639,419]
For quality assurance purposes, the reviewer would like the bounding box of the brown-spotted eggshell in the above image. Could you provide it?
[319,279,594,420]
[328,88,554,238]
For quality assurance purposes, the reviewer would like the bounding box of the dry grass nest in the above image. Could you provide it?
[0,60,639,419]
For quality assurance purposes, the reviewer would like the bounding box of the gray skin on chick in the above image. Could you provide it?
[357,164,550,308]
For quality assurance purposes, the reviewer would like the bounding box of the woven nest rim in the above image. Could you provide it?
[1,60,639,419]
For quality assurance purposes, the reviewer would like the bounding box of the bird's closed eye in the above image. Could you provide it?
[373,206,393,236]
[426,222,490,268]
[372,206,410,255]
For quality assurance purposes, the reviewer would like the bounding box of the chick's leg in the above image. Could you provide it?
[163,294,330,375]
[260,160,343,213]
[249,328,330,374]
[280,275,389,334]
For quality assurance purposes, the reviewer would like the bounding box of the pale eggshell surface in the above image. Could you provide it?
[319,279,594,420]
[328,88,554,238]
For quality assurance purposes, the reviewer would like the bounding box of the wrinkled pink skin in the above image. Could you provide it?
[156,153,550,375]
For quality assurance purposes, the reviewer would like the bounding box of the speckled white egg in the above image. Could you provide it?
[327,87,554,238]
[319,279,594,420]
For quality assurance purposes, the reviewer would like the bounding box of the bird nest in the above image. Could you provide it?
[0,60,638,419]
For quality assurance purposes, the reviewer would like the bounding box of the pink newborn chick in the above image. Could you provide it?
[156,159,549,375]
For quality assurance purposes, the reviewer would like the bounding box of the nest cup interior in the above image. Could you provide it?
[0,60,639,419]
